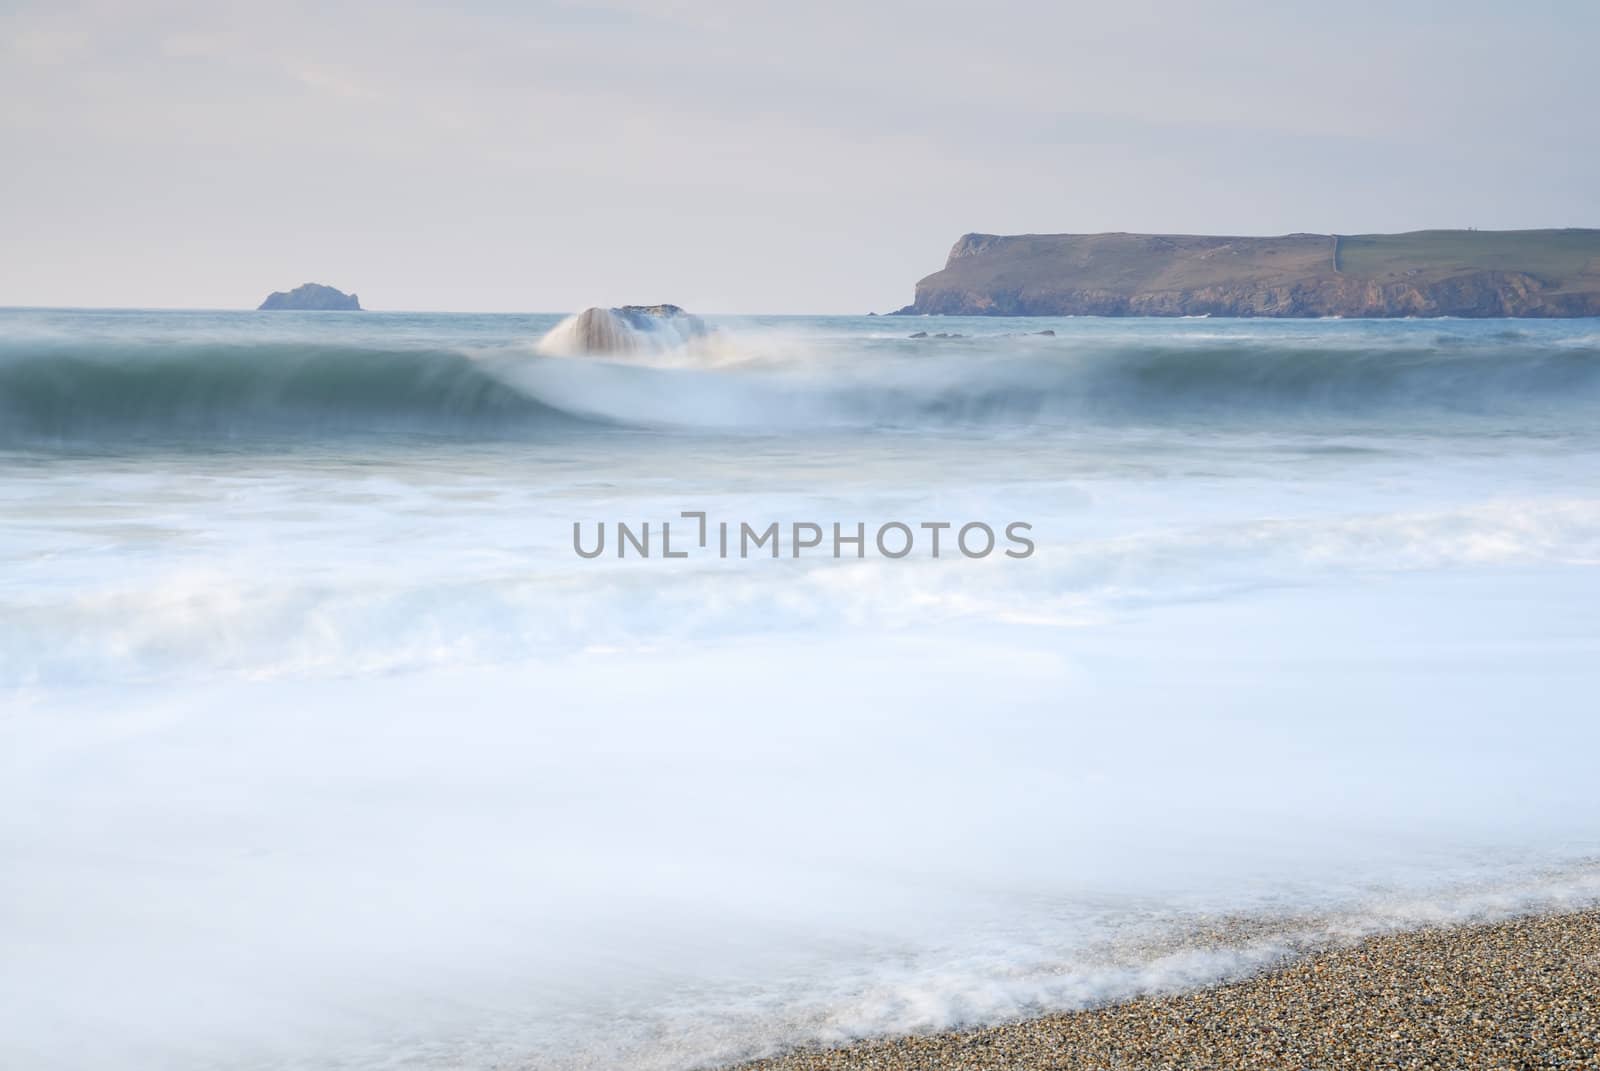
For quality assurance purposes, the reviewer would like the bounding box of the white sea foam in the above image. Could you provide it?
[6,617,1599,1070]
[535,305,721,359]
[3,309,1600,1070]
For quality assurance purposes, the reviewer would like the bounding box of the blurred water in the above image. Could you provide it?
[3,309,1599,1068]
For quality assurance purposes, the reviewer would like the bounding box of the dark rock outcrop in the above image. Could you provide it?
[573,305,708,351]
[895,230,1600,318]
[258,283,361,311]
[543,304,712,355]
[609,304,705,330]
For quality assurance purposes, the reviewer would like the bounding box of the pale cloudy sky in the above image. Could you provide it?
[3,0,1597,312]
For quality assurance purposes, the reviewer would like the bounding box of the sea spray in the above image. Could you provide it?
[536,304,715,357]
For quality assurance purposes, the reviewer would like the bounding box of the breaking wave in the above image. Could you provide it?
[535,305,717,357]
[4,328,1600,445]
[0,339,577,445]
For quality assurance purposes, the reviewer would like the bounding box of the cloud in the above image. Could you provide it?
[0,0,1596,311]
[289,64,380,100]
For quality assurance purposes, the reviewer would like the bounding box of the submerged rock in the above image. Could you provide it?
[542,304,712,355]
[258,283,361,311]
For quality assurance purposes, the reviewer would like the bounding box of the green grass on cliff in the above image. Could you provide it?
[1337,229,1600,289]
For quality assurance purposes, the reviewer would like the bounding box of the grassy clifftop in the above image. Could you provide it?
[897,230,1600,317]
[1336,229,1600,283]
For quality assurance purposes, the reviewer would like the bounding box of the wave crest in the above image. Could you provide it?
[4,327,1600,445]
[0,339,574,445]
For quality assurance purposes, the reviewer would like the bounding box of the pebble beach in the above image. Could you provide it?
[733,908,1600,1070]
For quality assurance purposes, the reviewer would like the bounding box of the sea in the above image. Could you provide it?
[3,307,1599,1069]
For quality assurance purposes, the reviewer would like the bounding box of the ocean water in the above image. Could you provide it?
[3,308,1600,1069]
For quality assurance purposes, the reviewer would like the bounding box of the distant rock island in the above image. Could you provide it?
[894,230,1600,317]
[258,283,361,311]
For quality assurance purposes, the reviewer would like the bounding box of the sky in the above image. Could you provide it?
[2,0,1598,313]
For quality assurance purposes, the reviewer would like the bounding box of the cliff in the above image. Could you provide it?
[895,230,1600,318]
[258,283,362,311]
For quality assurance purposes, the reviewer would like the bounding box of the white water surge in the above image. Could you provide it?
[536,304,718,358]
[3,309,1599,1069]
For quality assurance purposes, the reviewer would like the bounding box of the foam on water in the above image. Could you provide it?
[3,309,1599,1069]
[4,308,1600,443]
[535,305,719,359]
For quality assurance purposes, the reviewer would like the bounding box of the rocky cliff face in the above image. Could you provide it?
[896,231,1600,318]
[258,283,362,311]
[907,270,1597,318]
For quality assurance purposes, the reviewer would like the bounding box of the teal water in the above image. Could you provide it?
[4,309,1600,444]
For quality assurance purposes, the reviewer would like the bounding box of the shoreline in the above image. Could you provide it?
[730,907,1600,1070]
